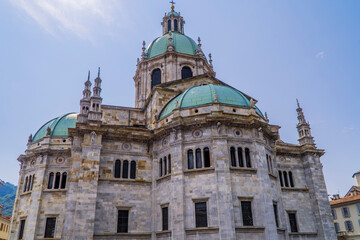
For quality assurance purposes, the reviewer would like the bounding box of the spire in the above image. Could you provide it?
[141,41,147,59]
[92,67,102,97]
[82,71,92,99]
[209,53,213,68]
[296,99,315,146]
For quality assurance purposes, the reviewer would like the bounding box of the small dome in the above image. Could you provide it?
[167,11,179,17]
[146,32,199,58]
[32,113,78,142]
[159,84,263,119]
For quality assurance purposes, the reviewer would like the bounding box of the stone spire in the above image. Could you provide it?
[92,67,102,97]
[296,99,315,146]
[83,71,92,99]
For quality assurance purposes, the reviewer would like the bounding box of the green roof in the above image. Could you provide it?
[159,84,264,119]
[167,11,179,17]
[146,32,199,58]
[32,113,78,142]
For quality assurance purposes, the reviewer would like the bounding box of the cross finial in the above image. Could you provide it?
[170,0,175,10]
[296,98,300,108]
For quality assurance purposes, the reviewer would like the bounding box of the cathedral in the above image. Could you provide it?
[9,5,337,240]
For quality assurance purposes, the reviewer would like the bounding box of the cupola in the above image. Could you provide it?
[162,3,185,34]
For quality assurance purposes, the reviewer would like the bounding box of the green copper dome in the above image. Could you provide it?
[167,11,179,17]
[146,32,199,58]
[32,113,78,142]
[159,84,264,119]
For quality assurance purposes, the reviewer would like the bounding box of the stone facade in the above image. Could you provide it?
[9,7,336,240]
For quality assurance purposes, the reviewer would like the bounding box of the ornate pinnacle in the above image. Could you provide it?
[209,53,213,67]
[197,37,202,48]
[97,67,100,78]
[142,41,147,58]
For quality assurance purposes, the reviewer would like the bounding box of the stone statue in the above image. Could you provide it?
[28,134,33,143]
[90,131,97,145]
[46,127,51,136]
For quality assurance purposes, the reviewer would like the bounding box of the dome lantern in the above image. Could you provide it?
[162,3,185,34]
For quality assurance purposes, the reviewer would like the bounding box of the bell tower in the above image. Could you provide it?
[296,99,315,146]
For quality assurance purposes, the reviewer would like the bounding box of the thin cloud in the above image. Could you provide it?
[10,0,125,41]
[316,51,326,59]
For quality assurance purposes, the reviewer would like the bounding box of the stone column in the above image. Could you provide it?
[212,135,236,239]
[302,153,337,240]
[62,133,102,240]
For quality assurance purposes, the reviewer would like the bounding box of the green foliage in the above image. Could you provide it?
[0,182,17,216]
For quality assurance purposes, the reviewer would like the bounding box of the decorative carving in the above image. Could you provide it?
[28,134,32,143]
[193,129,202,138]
[234,129,242,137]
[122,143,131,150]
[56,157,65,164]
[46,127,51,136]
[90,131,97,145]
[250,98,255,108]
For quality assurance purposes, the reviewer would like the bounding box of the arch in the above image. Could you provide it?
[203,148,210,167]
[24,176,28,192]
[289,171,294,187]
[151,68,162,89]
[130,161,136,179]
[168,154,171,173]
[283,171,289,187]
[160,158,163,177]
[196,148,202,168]
[122,160,129,179]
[238,147,244,167]
[188,150,194,169]
[230,147,236,167]
[164,157,167,175]
[114,160,121,178]
[245,148,251,168]
[181,66,193,79]
[174,19,178,31]
[54,172,61,189]
[61,172,67,189]
[168,19,172,32]
[48,172,54,189]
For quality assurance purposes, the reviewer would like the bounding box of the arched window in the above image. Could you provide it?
[27,175,32,192]
[122,160,129,179]
[289,171,294,187]
[115,160,121,178]
[168,20,172,32]
[61,172,67,189]
[203,148,210,167]
[160,158,163,177]
[151,68,161,89]
[174,19,178,31]
[230,147,236,167]
[283,171,289,187]
[48,173,54,189]
[168,155,171,174]
[188,150,194,169]
[238,147,244,167]
[54,172,61,189]
[30,174,35,191]
[130,161,136,179]
[196,148,202,168]
[278,171,283,187]
[164,157,167,175]
[24,176,28,192]
[245,148,251,168]
[181,66,193,79]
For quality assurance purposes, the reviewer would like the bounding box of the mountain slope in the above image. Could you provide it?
[0,182,17,216]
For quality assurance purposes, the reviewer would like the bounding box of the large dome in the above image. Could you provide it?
[159,84,263,119]
[146,32,199,58]
[32,113,78,142]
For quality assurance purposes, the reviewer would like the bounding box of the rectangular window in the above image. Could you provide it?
[288,212,298,232]
[273,203,279,228]
[117,210,129,233]
[342,207,350,218]
[18,219,25,239]
[162,207,169,231]
[331,209,337,219]
[195,202,208,228]
[241,201,253,226]
[345,220,353,232]
[357,204,360,215]
[334,222,340,233]
[44,217,56,238]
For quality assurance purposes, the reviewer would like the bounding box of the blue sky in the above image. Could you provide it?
[0,0,359,196]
